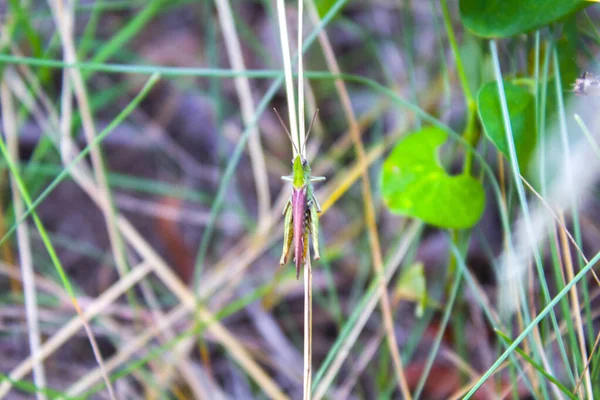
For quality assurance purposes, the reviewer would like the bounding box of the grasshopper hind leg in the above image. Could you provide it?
[309,200,321,260]
[298,226,309,278]
[280,201,293,265]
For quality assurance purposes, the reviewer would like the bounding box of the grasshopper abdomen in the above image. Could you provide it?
[292,186,308,278]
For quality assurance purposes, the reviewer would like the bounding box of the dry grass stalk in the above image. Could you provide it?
[1,80,47,400]
[215,0,271,230]
[558,212,593,398]
[307,3,412,398]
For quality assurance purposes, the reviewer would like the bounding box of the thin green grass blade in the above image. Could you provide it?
[412,241,464,400]
[463,248,600,398]
[451,242,537,395]
[0,374,78,400]
[0,74,160,248]
[495,330,578,400]
[84,0,166,74]
[489,39,575,386]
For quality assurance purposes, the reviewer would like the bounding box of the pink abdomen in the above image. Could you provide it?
[292,187,307,277]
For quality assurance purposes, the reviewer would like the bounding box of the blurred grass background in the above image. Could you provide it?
[1,0,600,399]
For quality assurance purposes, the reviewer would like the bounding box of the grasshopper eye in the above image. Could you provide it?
[302,159,307,167]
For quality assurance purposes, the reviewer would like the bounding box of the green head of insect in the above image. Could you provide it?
[273,107,319,188]
[292,155,310,188]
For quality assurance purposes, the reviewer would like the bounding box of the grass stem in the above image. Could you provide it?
[440,0,479,174]
[276,0,300,155]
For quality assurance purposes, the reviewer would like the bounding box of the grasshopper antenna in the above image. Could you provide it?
[301,108,319,156]
[274,107,301,156]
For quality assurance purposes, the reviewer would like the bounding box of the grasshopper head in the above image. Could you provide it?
[292,155,309,188]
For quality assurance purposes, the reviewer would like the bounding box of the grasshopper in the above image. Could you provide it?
[275,109,325,279]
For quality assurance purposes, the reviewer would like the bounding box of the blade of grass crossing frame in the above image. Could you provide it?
[463,215,600,396]
[495,330,578,400]
[489,39,574,386]
[413,237,464,400]
[82,0,165,78]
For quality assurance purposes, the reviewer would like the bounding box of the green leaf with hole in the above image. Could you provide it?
[459,0,589,38]
[477,81,536,170]
[381,127,485,229]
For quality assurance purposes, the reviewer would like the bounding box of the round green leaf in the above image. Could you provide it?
[459,0,588,38]
[381,127,485,229]
[477,81,536,170]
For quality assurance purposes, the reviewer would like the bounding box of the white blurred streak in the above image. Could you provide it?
[496,85,600,318]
